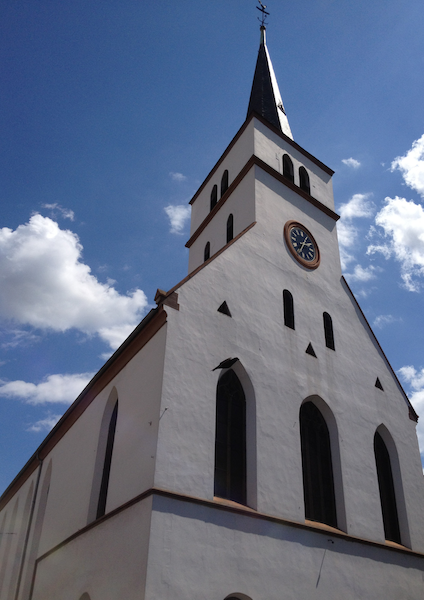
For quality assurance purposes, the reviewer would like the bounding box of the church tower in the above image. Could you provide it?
[1,16,424,600]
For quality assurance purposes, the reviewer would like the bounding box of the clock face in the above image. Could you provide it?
[284,221,320,269]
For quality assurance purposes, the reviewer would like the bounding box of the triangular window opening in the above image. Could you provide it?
[306,343,317,358]
[214,370,246,505]
[217,301,232,317]
[375,377,384,391]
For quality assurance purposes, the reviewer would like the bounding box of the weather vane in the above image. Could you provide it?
[256,0,270,27]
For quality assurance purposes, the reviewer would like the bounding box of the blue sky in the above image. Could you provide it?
[1,0,424,493]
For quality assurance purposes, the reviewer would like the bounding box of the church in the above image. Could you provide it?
[1,15,424,600]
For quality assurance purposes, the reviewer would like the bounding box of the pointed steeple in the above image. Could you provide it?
[247,26,293,140]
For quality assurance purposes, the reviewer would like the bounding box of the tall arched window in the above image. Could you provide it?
[221,169,229,197]
[97,400,118,518]
[283,289,295,329]
[210,184,218,211]
[300,402,337,528]
[374,431,401,544]
[226,214,234,243]
[283,154,294,183]
[299,166,310,194]
[323,312,335,350]
[214,370,246,505]
[204,241,210,262]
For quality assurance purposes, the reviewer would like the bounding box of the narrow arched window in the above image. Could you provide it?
[374,431,401,544]
[97,400,118,519]
[226,214,234,243]
[300,402,337,528]
[283,289,295,329]
[299,166,310,194]
[283,154,294,183]
[323,312,335,350]
[221,169,229,197]
[210,184,218,211]
[214,370,246,505]
[204,241,210,262]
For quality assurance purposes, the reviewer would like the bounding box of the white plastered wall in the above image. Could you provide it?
[153,158,424,552]
[145,495,424,600]
[189,119,255,235]
[0,321,168,597]
[253,117,335,210]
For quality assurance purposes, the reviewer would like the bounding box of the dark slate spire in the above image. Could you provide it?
[247,26,293,139]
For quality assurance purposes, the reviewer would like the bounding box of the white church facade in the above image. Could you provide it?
[1,23,424,600]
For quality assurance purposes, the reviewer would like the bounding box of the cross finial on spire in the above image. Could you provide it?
[256,0,269,28]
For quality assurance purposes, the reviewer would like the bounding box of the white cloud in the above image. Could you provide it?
[342,158,361,169]
[164,204,191,234]
[339,193,374,220]
[336,194,374,270]
[398,365,424,455]
[367,196,424,291]
[42,203,75,221]
[346,264,377,282]
[169,172,187,182]
[0,215,148,349]
[27,413,62,433]
[373,314,400,329]
[391,134,424,198]
[0,372,94,405]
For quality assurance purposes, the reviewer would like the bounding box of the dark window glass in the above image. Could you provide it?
[374,432,401,544]
[323,312,335,350]
[300,402,337,528]
[97,401,118,519]
[299,166,310,194]
[204,242,210,262]
[283,289,295,329]
[221,170,229,197]
[210,185,218,211]
[214,370,246,505]
[283,154,294,183]
[226,214,234,243]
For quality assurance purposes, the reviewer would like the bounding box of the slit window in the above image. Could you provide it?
[214,370,247,505]
[374,431,401,544]
[221,169,229,197]
[300,401,337,528]
[283,289,295,329]
[204,242,210,262]
[299,166,310,194]
[226,214,234,243]
[97,400,118,519]
[210,185,218,211]
[323,312,335,350]
[283,154,294,183]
